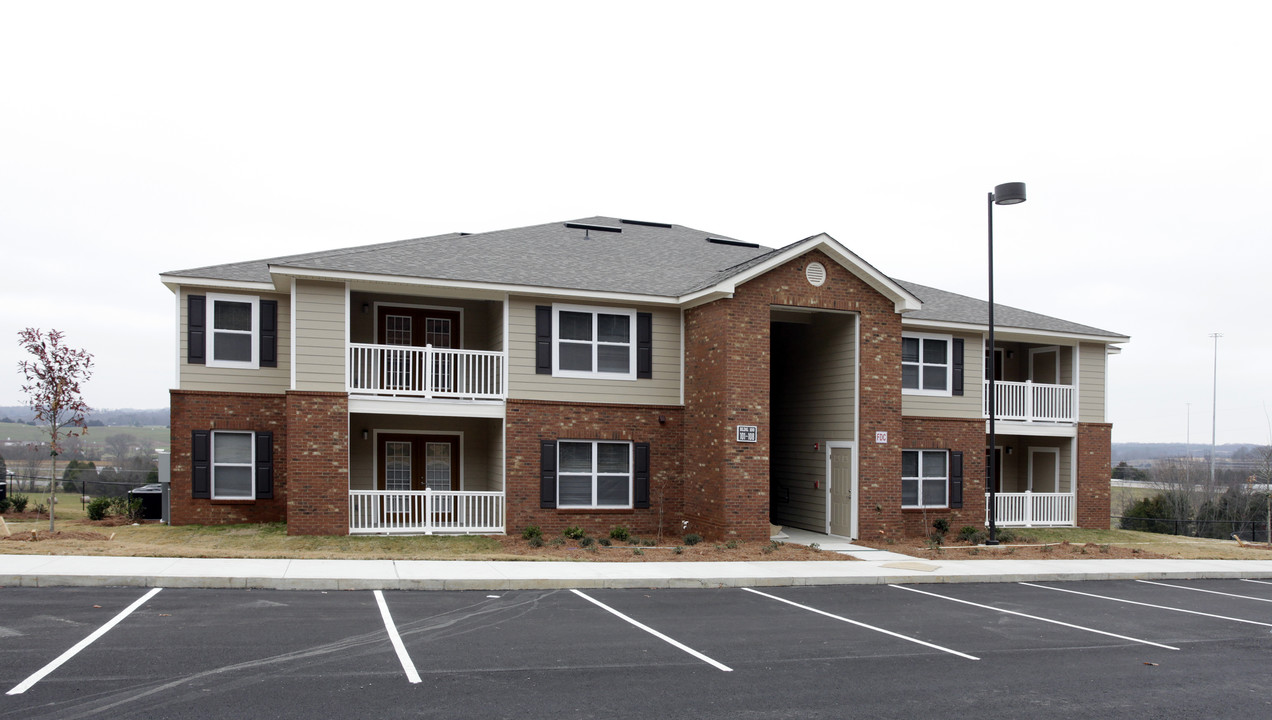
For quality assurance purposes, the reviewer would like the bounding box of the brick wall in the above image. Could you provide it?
[684,249,905,541]
[1076,422,1113,529]
[898,417,987,537]
[284,391,350,535]
[169,390,288,525]
[505,399,684,540]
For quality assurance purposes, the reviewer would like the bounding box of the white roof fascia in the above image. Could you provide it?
[679,234,922,313]
[268,265,684,306]
[159,275,278,294]
[901,317,1130,344]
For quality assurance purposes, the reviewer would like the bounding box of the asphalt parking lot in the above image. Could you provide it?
[3,580,1271,719]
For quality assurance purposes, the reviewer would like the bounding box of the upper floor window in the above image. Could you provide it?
[552,304,637,380]
[902,332,953,396]
[187,293,277,370]
[207,293,259,369]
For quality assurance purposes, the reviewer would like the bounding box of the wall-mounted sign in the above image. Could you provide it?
[875,431,888,444]
[737,425,758,443]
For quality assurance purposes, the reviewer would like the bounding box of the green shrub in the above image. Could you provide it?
[563,526,585,540]
[673,546,683,555]
[10,494,29,513]
[725,539,740,549]
[34,503,47,515]
[579,536,595,548]
[683,533,702,546]
[958,525,979,543]
[549,537,566,546]
[108,497,143,521]
[632,548,644,556]
[521,525,543,540]
[86,497,112,521]
[808,542,821,552]
[598,537,612,547]
[528,535,544,548]
[609,525,630,541]
[642,538,656,547]
[932,518,950,536]
[0,497,10,513]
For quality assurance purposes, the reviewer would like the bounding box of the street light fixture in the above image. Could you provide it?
[986,182,1026,545]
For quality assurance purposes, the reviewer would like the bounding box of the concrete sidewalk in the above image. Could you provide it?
[5,553,1272,591]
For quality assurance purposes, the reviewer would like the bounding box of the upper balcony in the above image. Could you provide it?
[983,380,1074,423]
[348,343,505,400]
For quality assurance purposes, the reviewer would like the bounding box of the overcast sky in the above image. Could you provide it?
[3,1,1269,445]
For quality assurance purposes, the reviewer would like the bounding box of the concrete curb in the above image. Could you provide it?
[5,556,1272,591]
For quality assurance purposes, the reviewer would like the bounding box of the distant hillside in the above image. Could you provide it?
[1113,442,1264,465]
[0,406,169,427]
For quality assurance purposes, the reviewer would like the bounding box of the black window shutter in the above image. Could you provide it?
[260,300,278,368]
[188,295,206,365]
[535,306,552,375]
[192,430,211,498]
[540,440,557,508]
[255,431,274,499]
[634,442,650,508]
[636,312,652,379]
[948,450,963,508]
[952,338,964,396]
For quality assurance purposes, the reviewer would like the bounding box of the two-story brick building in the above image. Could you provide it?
[160,217,1128,540]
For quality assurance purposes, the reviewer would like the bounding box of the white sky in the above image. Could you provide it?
[2,1,1270,444]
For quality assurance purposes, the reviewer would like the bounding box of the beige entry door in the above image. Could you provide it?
[828,444,855,537]
[1028,447,1059,493]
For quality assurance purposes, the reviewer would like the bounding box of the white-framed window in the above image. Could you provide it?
[902,332,952,396]
[211,431,255,499]
[557,440,632,508]
[902,449,948,508]
[206,293,260,369]
[552,304,636,380]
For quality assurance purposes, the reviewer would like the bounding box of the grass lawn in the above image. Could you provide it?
[1011,527,1272,561]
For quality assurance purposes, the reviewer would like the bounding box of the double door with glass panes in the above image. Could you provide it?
[376,306,461,393]
[378,433,459,521]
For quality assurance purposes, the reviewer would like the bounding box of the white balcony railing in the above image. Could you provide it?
[987,492,1075,527]
[348,344,506,400]
[984,380,1075,423]
[349,490,505,534]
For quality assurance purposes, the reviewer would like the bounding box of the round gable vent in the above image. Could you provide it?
[805,261,827,287]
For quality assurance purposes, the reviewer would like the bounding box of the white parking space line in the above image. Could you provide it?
[570,589,733,672]
[373,590,421,684]
[1136,579,1272,603]
[7,587,164,696]
[892,585,1179,651]
[1019,582,1272,628]
[745,588,979,660]
[1240,579,1272,587]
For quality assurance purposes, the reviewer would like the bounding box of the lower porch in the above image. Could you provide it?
[348,412,505,534]
[988,433,1077,527]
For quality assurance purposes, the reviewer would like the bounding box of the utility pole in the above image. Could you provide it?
[1210,333,1222,493]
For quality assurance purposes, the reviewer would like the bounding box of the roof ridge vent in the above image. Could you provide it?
[565,222,622,233]
[707,236,760,249]
[619,218,673,228]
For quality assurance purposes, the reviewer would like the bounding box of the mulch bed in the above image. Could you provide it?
[853,539,1168,560]
[495,535,855,562]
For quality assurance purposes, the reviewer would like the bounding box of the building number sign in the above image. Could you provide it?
[737,425,758,443]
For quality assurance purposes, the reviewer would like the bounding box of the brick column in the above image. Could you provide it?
[1076,422,1113,529]
[285,391,350,535]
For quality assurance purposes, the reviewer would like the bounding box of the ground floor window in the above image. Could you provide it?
[902,449,948,508]
[192,428,273,501]
[558,440,632,508]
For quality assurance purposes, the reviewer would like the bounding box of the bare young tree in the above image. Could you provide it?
[17,329,93,531]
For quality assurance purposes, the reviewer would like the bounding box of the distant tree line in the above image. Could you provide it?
[0,406,169,427]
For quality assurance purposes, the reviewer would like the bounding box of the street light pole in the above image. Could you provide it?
[986,182,1027,546]
[1210,332,1222,492]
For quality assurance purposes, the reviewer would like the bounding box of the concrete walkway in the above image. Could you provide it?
[4,552,1272,591]
[775,527,919,561]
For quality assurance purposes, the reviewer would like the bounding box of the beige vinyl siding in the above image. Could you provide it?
[770,312,856,533]
[348,292,501,350]
[1078,342,1107,423]
[506,295,680,405]
[998,436,1073,493]
[178,286,290,393]
[348,415,503,491]
[901,331,983,418]
[294,280,346,391]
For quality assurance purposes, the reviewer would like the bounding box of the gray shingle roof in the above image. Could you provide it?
[163,216,1124,340]
[896,279,1127,339]
[163,217,773,297]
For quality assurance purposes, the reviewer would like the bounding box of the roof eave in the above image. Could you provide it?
[159,274,279,293]
[901,316,1130,344]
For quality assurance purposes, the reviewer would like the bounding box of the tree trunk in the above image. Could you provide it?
[48,454,56,532]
